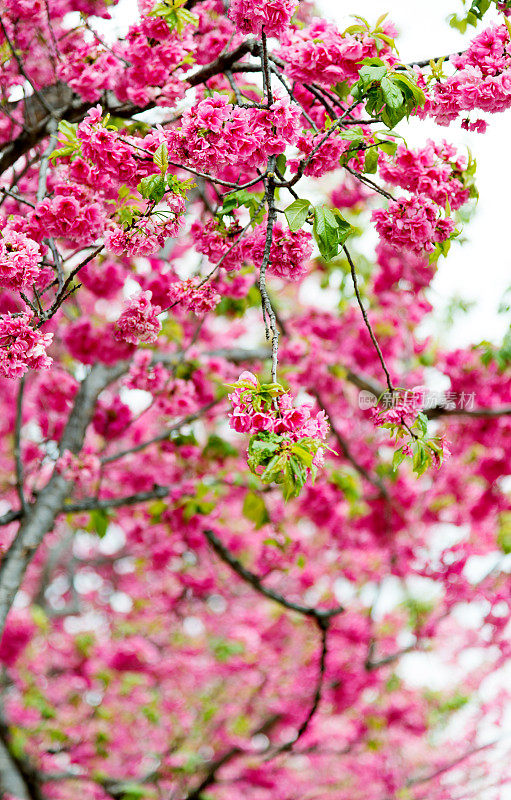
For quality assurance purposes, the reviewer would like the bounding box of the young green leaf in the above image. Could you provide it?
[284,199,311,232]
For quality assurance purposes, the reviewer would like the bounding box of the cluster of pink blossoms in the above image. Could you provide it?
[192,218,313,279]
[58,42,123,103]
[278,17,396,87]
[191,218,247,273]
[379,141,470,210]
[166,279,221,314]
[125,350,170,394]
[370,392,422,428]
[0,224,41,289]
[228,0,298,37]
[255,223,313,279]
[81,258,126,299]
[55,449,101,491]
[0,313,53,378]
[174,93,302,172]
[0,611,35,667]
[420,24,511,125]
[77,107,159,189]
[372,196,455,254]
[27,182,106,245]
[291,132,351,178]
[114,13,194,107]
[229,371,329,440]
[105,211,184,258]
[115,291,162,345]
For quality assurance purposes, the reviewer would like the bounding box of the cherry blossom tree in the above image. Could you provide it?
[0,0,511,798]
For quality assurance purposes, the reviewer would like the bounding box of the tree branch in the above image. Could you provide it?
[203,529,344,622]
[0,361,126,638]
[266,618,329,758]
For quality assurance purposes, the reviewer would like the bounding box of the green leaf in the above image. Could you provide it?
[290,443,314,468]
[284,198,311,232]
[89,509,110,539]
[242,491,270,529]
[260,452,287,484]
[313,205,340,261]
[153,142,169,174]
[380,76,404,110]
[416,412,429,437]
[364,148,379,174]
[358,64,388,85]
[137,174,166,203]
[392,448,406,471]
[276,154,287,176]
[313,206,354,261]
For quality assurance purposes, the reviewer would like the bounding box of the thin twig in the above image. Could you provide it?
[343,244,394,393]
[259,162,279,382]
[101,400,221,465]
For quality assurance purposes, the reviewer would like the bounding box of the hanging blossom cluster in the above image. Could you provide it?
[115,291,162,345]
[26,182,107,245]
[228,372,330,497]
[57,42,123,103]
[252,223,314,279]
[191,218,248,273]
[370,388,451,475]
[0,313,53,379]
[228,0,298,38]
[290,131,352,178]
[378,140,471,210]
[170,93,303,172]
[420,23,511,126]
[166,278,221,314]
[0,223,42,289]
[192,218,313,280]
[105,208,184,258]
[278,17,397,87]
[372,196,456,254]
[55,449,101,492]
[77,107,159,189]
[114,11,195,107]
[229,371,328,440]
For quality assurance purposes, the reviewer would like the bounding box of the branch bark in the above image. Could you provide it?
[0,362,125,638]
[203,529,344,622]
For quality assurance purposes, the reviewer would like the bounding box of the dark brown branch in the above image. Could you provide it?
[267,619,329,757]
[203,529,344,622]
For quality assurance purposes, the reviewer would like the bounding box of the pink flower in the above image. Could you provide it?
[0,313,53,378]
[0,224,41,289]
[372,195,455,254]
[228,0,298,37]
[115,290,162,345]
[0,611,35,666]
